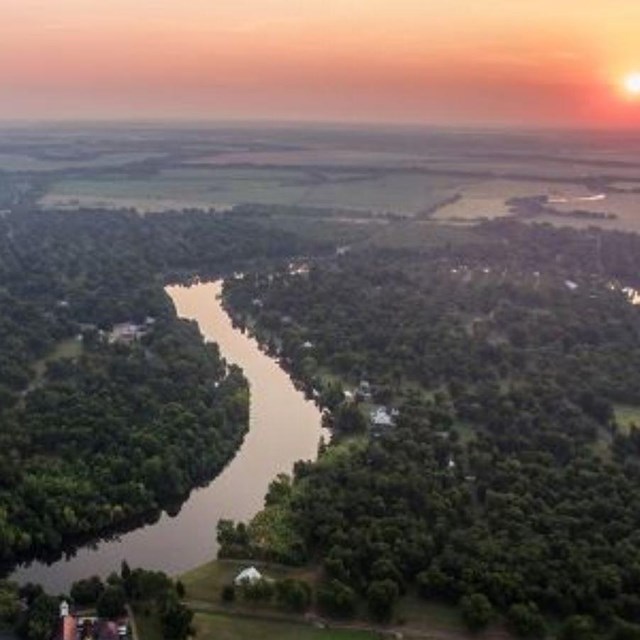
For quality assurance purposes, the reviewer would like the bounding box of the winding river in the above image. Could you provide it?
[11,281,325,593]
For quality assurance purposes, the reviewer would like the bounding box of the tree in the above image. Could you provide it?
[317,580,356,618]
[15,593,58,640]
[221,585,235,603]
[558,615,597,640]
[96,586,126,619]
[460,593,494,632]
[275,579,311,613]
[161,598,193,640]
[70,576,104,606]
[367,580,400,622]
[507,603,547,638]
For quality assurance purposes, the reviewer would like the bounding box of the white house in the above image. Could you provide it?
[370,406,395,429]
[234,566,262,586]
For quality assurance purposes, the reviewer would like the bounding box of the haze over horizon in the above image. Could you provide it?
[3,0,640,127]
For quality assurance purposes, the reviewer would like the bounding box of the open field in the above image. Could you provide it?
[40,167,460,215]
[192,612,379,640]
[32,337,82,380]
[0,152,163,172]
[1,124,639,232]
[615,404,640,434]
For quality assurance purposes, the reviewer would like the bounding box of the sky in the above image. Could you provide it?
[3,0,640,127]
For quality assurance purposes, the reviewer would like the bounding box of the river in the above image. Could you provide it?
[11,281,325,593]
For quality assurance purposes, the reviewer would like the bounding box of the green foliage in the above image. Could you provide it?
[507,603,547,638]
[241,579,275,603]
[96,585,127,619]
[366,579,399,622]
[15,593,59,640]
[224,221,640,633]
[317,580,357,618]
[558,615,597,640]
[161,596,194,640]
[0,581,21,627]
[275,579,312,613]
[221,585,236,603]
[70,575,105,606]
[460,593,494,632]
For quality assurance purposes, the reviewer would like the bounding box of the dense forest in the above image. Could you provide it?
[0,209,323,566]
[221,220,640,638]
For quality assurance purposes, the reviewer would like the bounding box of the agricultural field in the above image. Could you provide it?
[2,124,640,232]
[39,167,461,215]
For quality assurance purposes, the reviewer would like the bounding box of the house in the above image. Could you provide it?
[370,406,395,429]
[234,566,262,586]
[565,280,579,291]
[108,322,146,345]
[358,380,372,401]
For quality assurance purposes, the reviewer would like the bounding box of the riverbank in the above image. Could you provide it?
[10,281,325,593]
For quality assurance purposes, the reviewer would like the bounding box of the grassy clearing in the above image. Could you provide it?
[192,612,379,640]
[615,404,640,434]
[396,594,466,633]
[132,605,164,640]
[181,559,311,604]
[32,337,82,380]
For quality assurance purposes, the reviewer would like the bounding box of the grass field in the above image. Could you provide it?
[40,167,460,215]
[615,404,640,434]
[192,612,379,640]
[32,337,82,380]
[181,559,315,604]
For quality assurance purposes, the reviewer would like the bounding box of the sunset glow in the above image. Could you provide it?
[625,73,640,96]
[2,0,640,126]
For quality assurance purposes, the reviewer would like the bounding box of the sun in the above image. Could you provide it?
[624,72,640,96]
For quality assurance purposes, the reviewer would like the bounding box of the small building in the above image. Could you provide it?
[234,566,262,586]
[358,380,372,401]
[108,322,146,345]
[370,406,395,429]
[565,280,579,291]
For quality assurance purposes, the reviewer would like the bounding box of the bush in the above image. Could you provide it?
[221,585,235,603]
[460,593,494,632]
[559,615,597,640]
[275,579,311,612]
[366,580,400,622]
[96,586,126,619]
[507,603,547,638]
[317,580,356,618]
[241,579,274,603]
[70,576,105,606]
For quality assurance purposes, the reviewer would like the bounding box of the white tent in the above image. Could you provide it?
[234,566,262,586]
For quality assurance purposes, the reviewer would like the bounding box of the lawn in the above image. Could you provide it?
[192,612,379,640]
[132,605,164,640]
[614,404,640,434]
[180,559,313,604]
[32,337,83,380]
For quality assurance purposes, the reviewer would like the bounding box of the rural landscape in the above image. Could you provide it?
[4,1,640,639]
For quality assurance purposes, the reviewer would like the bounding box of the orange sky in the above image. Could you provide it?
[3,0,640,126]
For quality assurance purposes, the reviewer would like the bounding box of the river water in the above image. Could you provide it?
[11,281,325,593]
